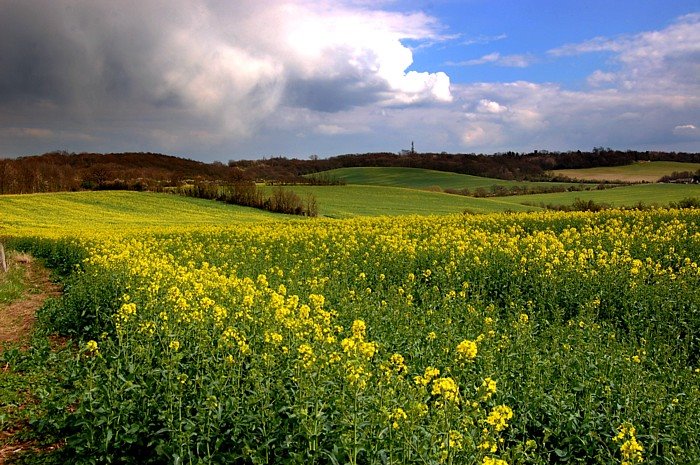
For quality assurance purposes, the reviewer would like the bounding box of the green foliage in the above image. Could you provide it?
[670,197,700,209]
[0,336,76,465]
[6,237,87,278]
[37,271,121,340]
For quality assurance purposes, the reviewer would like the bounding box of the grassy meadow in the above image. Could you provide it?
[273,182,699,216]
[508,183,700,209]
[309,167,578,191]
[303,166,700,213]
[550,161,700,183]
[0,191,279,237]
[0,188,699,464]
[263,185,536,217]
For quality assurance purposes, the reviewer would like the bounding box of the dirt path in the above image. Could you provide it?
[0,256,63,464]
[0,256,61,346]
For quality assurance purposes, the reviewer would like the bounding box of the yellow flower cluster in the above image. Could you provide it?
[390,407,407,430]
[614,422,644,465]
[482,457,509,465]
[85,340,99,356]
[414,366,441,387]
[456,339,478,363]
[486,405,514,432]
[478,377,498,401]
[431,377,460,405]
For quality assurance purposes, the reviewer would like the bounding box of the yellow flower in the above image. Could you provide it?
[614,422,644,465]
[351,320,366,339]
[482,457,508,465]
[389,353,407,373]
[431,377,460,404]
[414,366,440,386]
[297,344,315,368]
[341,337,356,353]
[391,408,407,429]
[456,339,478,362]
[85,340,99,355]
[345,363,369,389]
[359,341,377,359]
[486,405,513,432]
[264,331,283,345]
[478,377,498,401]
[479,439,498,453]
[169,340,180,351]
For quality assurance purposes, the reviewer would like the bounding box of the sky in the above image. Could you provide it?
[0,0,699,162]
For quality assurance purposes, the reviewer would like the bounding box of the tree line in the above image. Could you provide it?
[229,149,700,182]
[1,149,699,196]
[176,182,318,217]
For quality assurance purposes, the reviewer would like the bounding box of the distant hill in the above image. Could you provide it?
[1,149,699,195]
[308,167,579,190]
[0,151,238,194]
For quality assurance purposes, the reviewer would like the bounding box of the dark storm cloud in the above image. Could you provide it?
[284,76,390,112]
[0,0,451,159]
[0,1,205,110]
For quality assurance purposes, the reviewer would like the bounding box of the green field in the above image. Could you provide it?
[551,161,700,182]
[0,189,538,237]
[310,167,578,191]
[504,183,700,208]
[303,166,700,212]
[2,184,698,239]
[0,191,278,237]
[266,185,536,217]
[274,183,699,217]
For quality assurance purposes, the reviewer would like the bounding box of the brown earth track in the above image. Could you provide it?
[0,256,63,464]
[0,256,61,345]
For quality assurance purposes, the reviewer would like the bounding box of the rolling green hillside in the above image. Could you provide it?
[0,191,279,237]
[309,167,579,191]
[263,185,537,218]
[502,183,700,208]
[305,166,699,212]
[2,183,697,239]
[0,189,539,237]
[551,161,700,182]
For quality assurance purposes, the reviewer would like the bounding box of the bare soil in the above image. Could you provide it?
[0,256,63,464]
[0,257,61,346]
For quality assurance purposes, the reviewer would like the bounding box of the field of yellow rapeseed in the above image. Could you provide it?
[5,207,700,464]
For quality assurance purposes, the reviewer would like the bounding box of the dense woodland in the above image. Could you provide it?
[1,149,699,195]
